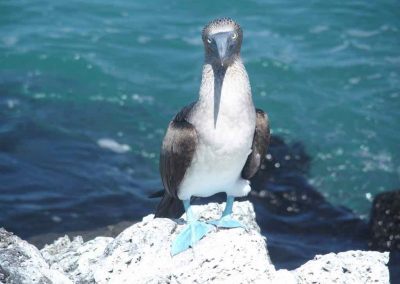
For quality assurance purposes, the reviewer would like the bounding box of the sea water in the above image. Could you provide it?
[0,0,399,242]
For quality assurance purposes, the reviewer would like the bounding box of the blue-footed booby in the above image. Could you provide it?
[155,18,270,255]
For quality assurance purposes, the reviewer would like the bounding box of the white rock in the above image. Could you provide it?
[0,201,391,284]
[41,235,113,283]
[0,228,71,284]
[272,269,297,284]
[294,250,390,284]
[92,201,274,283]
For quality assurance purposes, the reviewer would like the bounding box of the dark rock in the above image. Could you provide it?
[368,190,400,283]
[369,190,400,251]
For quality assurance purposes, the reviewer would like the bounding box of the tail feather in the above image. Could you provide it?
[148,189,164,198]
[154,192,184,219]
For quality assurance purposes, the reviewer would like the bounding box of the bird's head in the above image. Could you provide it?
[202,18,243,67]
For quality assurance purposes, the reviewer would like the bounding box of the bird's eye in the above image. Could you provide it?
[232,33,237,40]
[207,38,212,44]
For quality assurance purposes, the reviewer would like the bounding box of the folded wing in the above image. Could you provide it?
[156,104,197,217]
[241,108,270,180]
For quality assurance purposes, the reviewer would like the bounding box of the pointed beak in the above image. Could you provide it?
[213,33,230,66]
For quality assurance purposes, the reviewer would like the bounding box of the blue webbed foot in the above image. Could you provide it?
[208,214,246,229]
[171,220,214,256]
[207,195,246,229]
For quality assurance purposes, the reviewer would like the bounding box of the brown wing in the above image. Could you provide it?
[241,108,270,180]
[159,103,197,199]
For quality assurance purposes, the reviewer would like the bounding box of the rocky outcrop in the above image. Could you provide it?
[0,201,390,283]
[369,189,400,251]
[0,228,71,284]
[294,251,389,284]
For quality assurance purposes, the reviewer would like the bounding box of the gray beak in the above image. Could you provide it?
[213,32,230,66]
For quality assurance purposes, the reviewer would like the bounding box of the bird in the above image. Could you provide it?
[155,18,270,255]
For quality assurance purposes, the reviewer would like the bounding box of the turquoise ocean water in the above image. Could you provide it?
[0,1,399,235]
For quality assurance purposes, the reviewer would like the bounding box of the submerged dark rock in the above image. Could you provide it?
[246,136,370,269]
[247,136,399,282]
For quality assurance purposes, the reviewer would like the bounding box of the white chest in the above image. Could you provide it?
[190,61,256,156]
[177,60,256,200]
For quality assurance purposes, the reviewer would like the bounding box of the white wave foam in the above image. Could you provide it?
[97,138,131,154]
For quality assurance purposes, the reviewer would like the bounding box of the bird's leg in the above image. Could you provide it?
[171,199,214,256]
[208,195,245,228]
[221,195,235,217]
